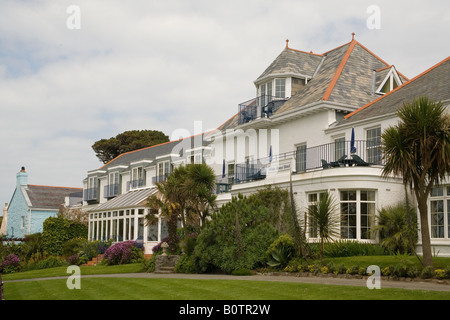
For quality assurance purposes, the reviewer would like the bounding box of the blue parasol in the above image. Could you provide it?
[350,128,356,153]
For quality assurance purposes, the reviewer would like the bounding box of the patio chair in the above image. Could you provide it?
[351,154,369,166]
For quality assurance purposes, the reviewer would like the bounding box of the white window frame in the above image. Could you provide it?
[376,68,402,94]
[339,190,376,241]
[366,126,382,164]
[275,78,286,98]
[429,186,450,239]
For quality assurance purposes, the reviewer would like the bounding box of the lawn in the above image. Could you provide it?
[2,256,450,301]
[4,277,450,300]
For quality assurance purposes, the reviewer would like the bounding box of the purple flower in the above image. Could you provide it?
[103,241,137,265]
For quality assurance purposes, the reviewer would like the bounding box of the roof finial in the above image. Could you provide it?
[352,32,355,41]
[286,39,289,48]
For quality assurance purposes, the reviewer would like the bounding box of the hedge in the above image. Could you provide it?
[42,217,88,256]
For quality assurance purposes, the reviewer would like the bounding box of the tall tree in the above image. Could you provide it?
[184,163,217,228]
[381,96,450,267]
[92,130,169,163]
[146,181,179,253]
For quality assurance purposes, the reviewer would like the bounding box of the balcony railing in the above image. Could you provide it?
[238,95,288,125]
[83,187,98,201]
[127,179,145,191]
[104,184,120,198]
[152,174,169,184]
[215,140,384,192]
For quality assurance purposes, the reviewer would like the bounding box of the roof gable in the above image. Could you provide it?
[343,56,450,124]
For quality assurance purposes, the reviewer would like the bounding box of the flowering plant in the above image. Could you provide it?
[1,254,21,273]
[103,241,143,265]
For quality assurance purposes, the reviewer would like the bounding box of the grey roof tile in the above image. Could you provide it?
[342,56,450,124]
[26,185,82,209]
[219,40,403,131]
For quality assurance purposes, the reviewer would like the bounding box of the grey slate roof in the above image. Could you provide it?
[25,185,83,210]
[255,48,323,82]
[92,187,157,211]
[93,134,209,173]
[219,40,406,131]
[342,56,450,124]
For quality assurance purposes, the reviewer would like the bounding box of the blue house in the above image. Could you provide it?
[4,167,83,238]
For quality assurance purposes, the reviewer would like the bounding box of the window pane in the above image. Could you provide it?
[296,144,306,172]
[448,200,450,238]
[431,187,443,197]
[431,200,444,238]
[147,221,158,241]
[275,79,286,98]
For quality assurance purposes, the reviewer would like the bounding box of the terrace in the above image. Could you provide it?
[216,139,384,193]
[238,95,288,125]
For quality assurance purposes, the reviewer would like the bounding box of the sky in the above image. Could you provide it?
[0,0,449,212]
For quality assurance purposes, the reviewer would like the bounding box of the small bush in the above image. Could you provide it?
[346,265,359,275]
[22,255,67,272]
[231,268,254,276]
[435,269,446,280]
[103,241,144,265]
[1,254,21,273]
[67,254,80,265]
[143,255,156,272]
[421,266,435,279]
[175,255,196,274]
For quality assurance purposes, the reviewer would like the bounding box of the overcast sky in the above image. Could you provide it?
[0,0,449,211]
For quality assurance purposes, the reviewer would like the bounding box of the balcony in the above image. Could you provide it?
[238,95,288,125]
[127,179,145,191]
[215,140,384,193]
[104,184,120,199]
[152,174,169,184]
[83,187,98,202]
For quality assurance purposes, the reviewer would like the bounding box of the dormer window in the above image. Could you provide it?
[131,167,144,189]
[376,67,402,95]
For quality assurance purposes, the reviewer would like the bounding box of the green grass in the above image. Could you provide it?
[4,277,450,300]
[2,263,145,281]
[3,256,450,300]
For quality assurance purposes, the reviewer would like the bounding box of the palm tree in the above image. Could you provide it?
[307,191,339,262]
[185,163,217,227]
[146,181,179,253]
[381,96,450,267]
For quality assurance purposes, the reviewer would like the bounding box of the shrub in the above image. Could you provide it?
[63,237,87,258]
[67,254,80,265]
[435,269,446,280]
[103,241,143,265]
[321,266,329,274]
[22,255,67,271]
[193,194,278,273]
[421,266,435,279]
[391,264,409,278]
[42,217,88,256]
[143,255,156,272]
[231,268,254,276]
[266,234,295,269]
[322,240,389,257]
[175,255,196,274]
[1,254,21,273]
[346,265,360,275]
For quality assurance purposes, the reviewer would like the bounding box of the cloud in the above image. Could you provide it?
[0,0,449,208]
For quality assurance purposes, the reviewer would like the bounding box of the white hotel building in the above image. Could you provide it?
[83,37,450,256]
